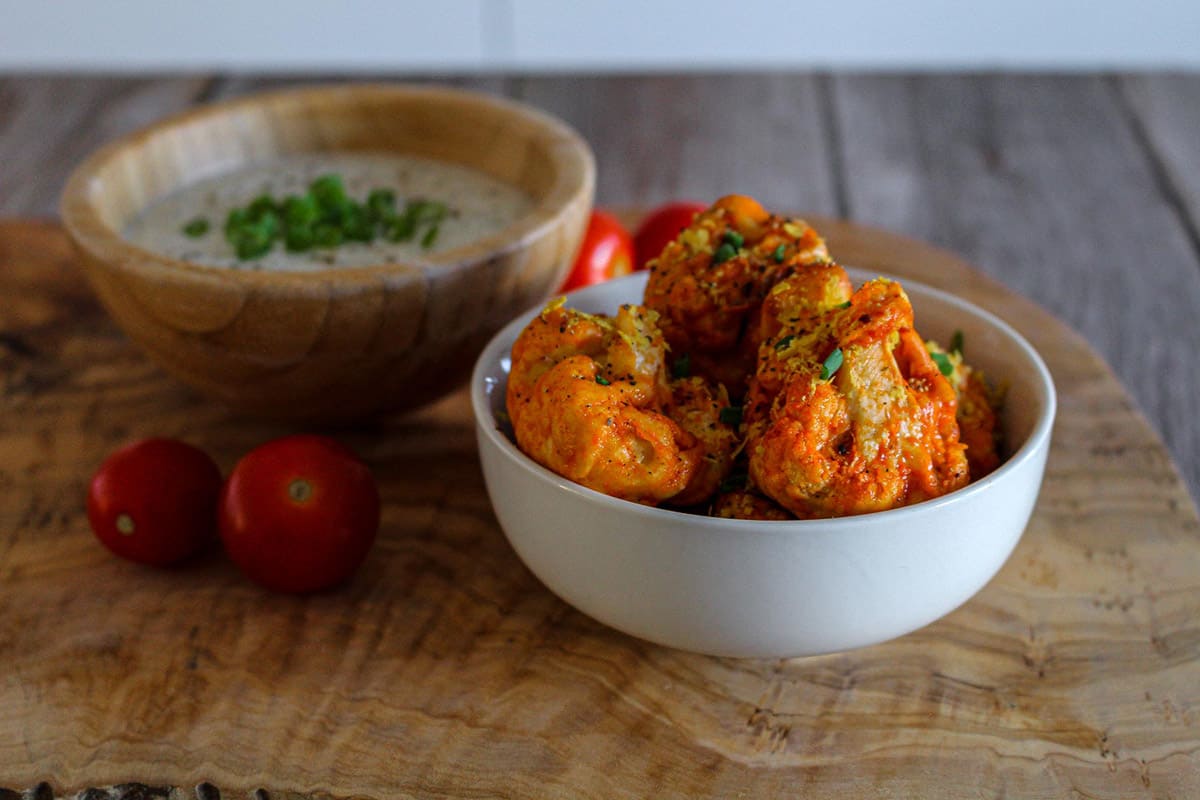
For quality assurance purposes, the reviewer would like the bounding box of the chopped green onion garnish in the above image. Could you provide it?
[595,375,611,386]
[313,224,344,249]
[225,208,248,233]
[671,353,691,379]
[247,194,277,220]
[950,330,964,355]
[251,212,280,239]
[182,217,209,237]
[836,300,852,309]
[283,194,319,228]
[342,206,374,243]
[712,243,737,264]
[386,215,416,242]
[321,200,352,226]
[310,174,347,207]
[366,188,396,221]
[234,229,272,260]
[775,334,794,351]
[773,243,786,263]
[931,351,955,377]
[217,175,453,261]
[285,226,315,253]
[719,406,743,426]
[819,348,844,381]
[722,230,744,249]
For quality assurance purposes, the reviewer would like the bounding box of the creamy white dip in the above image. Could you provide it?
[124,153,534,271]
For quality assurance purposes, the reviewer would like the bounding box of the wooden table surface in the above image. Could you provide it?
[2,73,1200,799]
[2,72,1198,504]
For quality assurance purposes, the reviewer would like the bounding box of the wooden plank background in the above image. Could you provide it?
[1,72,1197,504]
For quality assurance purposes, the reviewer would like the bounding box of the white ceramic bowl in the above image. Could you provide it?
[471,270,1056,658]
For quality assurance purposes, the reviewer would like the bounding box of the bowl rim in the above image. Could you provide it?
[470,269,1057,533]
[59,82,595,288]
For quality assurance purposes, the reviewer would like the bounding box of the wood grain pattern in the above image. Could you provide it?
[0,77,212,218]
[58,84,594,421]
[515,74,841,214]
[1118,74,1200,245]
[2,219,1198,799]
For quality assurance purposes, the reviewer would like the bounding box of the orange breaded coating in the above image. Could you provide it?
[926,339,1004,479]
[642,195,830,394]
[957,370,1002,478]
[745,273,970,518]
[712,489,793,521]
[665,376,740,506]
[752,260,854,349]
[507,299,737,506]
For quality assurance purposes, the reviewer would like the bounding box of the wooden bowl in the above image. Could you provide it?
[60,84,594,421]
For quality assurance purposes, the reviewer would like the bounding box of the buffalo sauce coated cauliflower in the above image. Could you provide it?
[642,194,830,395]
[505,196,1004,519]
[744,273,970,517]
[926,339,1004,479]
[506,299,738,506]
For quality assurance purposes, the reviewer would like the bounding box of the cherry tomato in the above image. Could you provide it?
[218,435,380,594]
[87,438,223,567]
[558,209,635,292]
[633,201,708,270]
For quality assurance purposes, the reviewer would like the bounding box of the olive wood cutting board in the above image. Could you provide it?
[2,217,1198,799]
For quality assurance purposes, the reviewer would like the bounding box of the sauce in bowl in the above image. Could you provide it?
[124,153,535,271]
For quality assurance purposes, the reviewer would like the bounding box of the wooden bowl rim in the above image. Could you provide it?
[59,82,595,288]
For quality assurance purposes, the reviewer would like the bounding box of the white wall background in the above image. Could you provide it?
[2,0,1198,72]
